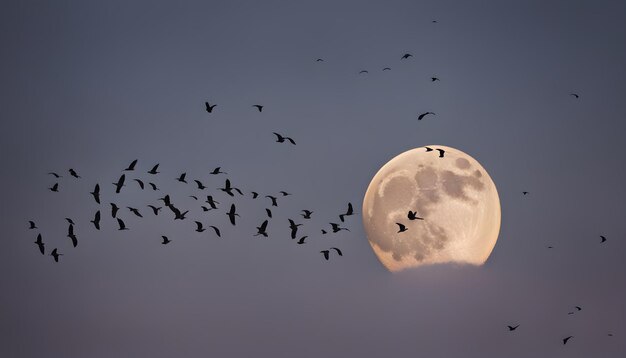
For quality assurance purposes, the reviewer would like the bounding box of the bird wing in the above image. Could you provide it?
[331,247,343,256]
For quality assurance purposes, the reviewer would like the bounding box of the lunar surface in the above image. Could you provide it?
[362,146,501,272]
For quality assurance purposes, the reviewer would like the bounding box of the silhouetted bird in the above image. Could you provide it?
[418,112,435,120]
[408,211,424,220]
[330,223,350,233]
[147,164,160,175]
[170,206,189,220]
[251,191,259,199]
[49,183,59,192]
[209,226,221,237]
[161,236,171,245]
[522,191,529,195]
[117,218,129,230]
[51,248,62,262]
[34,234,45,255]
[67,224,78,247]
[575,306,582,311]
[195,221,206,232]
[28,221,37,229]
[321,248,342,260]
[570,93,579,99]
[507,325,520,331]
[205,102,217,113]
[316,58,324,62]
[266,195,278,207]
[436,148,445,158]
[219,179,243,197]
[110,203,120,218]
[205,196,219,209]
[425,146,434,152]
[431,77,440,82]
[382,67,391,71]
[359,70,369,74]
[69,168,80,178]
[396,223,408,233]
[600,235,607,243]
[273,132,296,145]
[266,208,272,218]
[48,172,62,178]
[227,204,239,225]
[255,220,269,237]
[149,183,159,191]
[176,173,187,183]
[288,219,302,239]
[563,336,573,345]
[301,210,313,219]
[148,205,161,215]
[209,167,227,175]
[124,159,137,171]
[91,211,101,230]
[297,236,307,244]
[128,207,143,218]
[401,53,413,59]
[113,174,125,193]
[194,180,207,190]
[133,179,144,189]
[253,105,264,112]
[339,202,354,222]
[90,184,100,204]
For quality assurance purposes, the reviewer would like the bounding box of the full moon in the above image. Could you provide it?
[362,145,501,272]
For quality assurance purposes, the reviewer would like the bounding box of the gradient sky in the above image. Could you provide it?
[2,1,625,357]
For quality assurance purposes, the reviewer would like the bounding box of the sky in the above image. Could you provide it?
[1,0,625,357]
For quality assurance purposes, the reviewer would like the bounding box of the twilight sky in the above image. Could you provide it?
[1,1,625,357]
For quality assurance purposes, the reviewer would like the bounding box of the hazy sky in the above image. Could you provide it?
[2,1,625,357]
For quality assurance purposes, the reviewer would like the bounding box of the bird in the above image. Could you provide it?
[339,202,354,222]
[90,211,101,230]
[288,219,302,239]
[176,173,187,183]
[34,234,45,255]
[48,172,62,178]
[408,211,424,220]
[296,236,307,244]
[127,207,143,218]
[28,221,37,229]
[382,67,391,71]
[273,132,296,145]
[50,248,62,262]
[396,223,408,233]
[205,195,219,209]
[147,164,160,175]
[67,224,78,247]
[418,112,435,120]
[69,168,80,178]
[600,235,607,243]
[436,148,445,158]
[359,70,369,74]
[265,195,278,207]
[148,183,159,191]
[148,205,162,215]
[279,191,291,196]
[315,58,324,62]
[209,167,227,175]
[431,77,440,82]
[227,204,240,225]
[49,183,59,192]
[219,179,243,197]
[110,203,119,218]
[117,218,129,230]
[113,174,125,193]
[570,93,579,99]
[209,226,221,237]
[133,179,144,189]
[253,105,264,112]
[124,159,138,171]
[170,206,189,220]
[195,221,206,232]
[575,306,582,311]
[330,223,350,233]
[522,191,529,195]
[190,196,198,201]
[161,236,171,245]
[321,248,342,260]
[507,325,520,331]
[205,102,217,113]
[563,336,573,345]
[265,208,272,218]
[425,146,434,152]
[90,184,100,204]
[65,218,75,225]
[301,210,313,219]
[255,220,269,237]
[401,53,413,59]
[251,191,259,199]
[194,180,207,190]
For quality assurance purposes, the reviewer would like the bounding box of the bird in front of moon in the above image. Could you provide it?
[362,145,501,272]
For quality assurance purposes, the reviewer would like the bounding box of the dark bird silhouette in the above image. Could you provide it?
[273,132,296,145]
[49,183,59,192]
[255,220,269,237]
[189,195,197,200]
[148,205,161,215]
[51,248,62,262]
[570,93,579,99]
[301,210,313,219]
[251,191,259,199]
[253,105,264,112]
[28,221,37,229]
[124,159,138,171]
[194,180,207,190]
[90,184,100,204]
[522,191,529,195]
[396,223,408,233]
[209,226,221,237]
[170,206,189,220]
[418,112,435,120]
[431,77,440,82]
[316,58,324,62]
[266,195,278,207]
[65,218,75,225]
[133,178,144,190]
[149,183,159,191]
[288,219,302,239]
[91,211,101,230]
[34,234,45,255]
[110,203,119,218]
[161,236,171,245]
[297,236,307,244]
[425,146,434,152]
[563,336,573,345]
[176,173,187,183]
[575,306,582,311]
[117,218,129,230]
[359,70,369,74]
[321,250,330,260]
[195,221,206,232]
[401,53,413,59]
[69,168,80,178]
[67,224,78,247]
[507,325,520,331]
[205,102,217,113]
[339,202,354,222]
[113,174,125,194]
[205,195,219,209]
[279,191,291,196]
[219,179,243,197]
[209,167,227,175]
[436,148,445,158]
[600,235,607,243]
[265,208,272,218]
[127,207,143,218]
[48,172,62,178]
[227,204,240,226]
[147,164,160,175]
[382,67,391,71]
[330,223,350,233]
[408,211,424,220]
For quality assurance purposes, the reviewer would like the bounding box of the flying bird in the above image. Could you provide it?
[209,167,227,175]
[315,58,324,62]
[522,191,529,195]
[320,250,330,260]
[296,236,307,244]
[254,220,269,237]
[330,223,350,233]
[288,219,302,239]
[148,183,159,191]
[148,205,162,215]
[382,67,391,71]
[425,147,434,152]
[436,148,445,158]
[117,218,129,230]
[205,102,217,113]
[359,70,369,74]
[301,210,313,219]
[265,208,272,218]
[273,132,296,145]
[507,325,520,331]
[418,112,435,120]
[219,179,243,197]
[67,224,78,247]
[147,164,160,175]
[321,229,327,235]
[194,180,207,190]
[209,226,221,237]
[252,105,264,112]
[133,178,144,190]
[49,183,59,192]
[408,211,424,220]
[34,234,45,255]
[65,218,75,225]
[127,207,143,218]
[600,235,607,243]
[339,202,354,222]
[51,248,62,262]
[69,168,80,178]
[226,204,240,226]
[205,196,219,209]
[396,223,408,233]
[570,93,579,99]
[28,221,37,229]
[251,191,259,199]
[195,221,206,232]
[401,53,413,59]
[113,174,125,193]
[90,211,101,230]
[90,184,100,204]
[563,336,573,345]
[124,159,137,171]
[176,173,187,183]
[431,77,440,82]
[110,203,119,218]
[265,195,278,207]
[161,236,171,245]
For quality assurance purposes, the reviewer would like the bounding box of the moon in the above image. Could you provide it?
[362,145,501,272]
